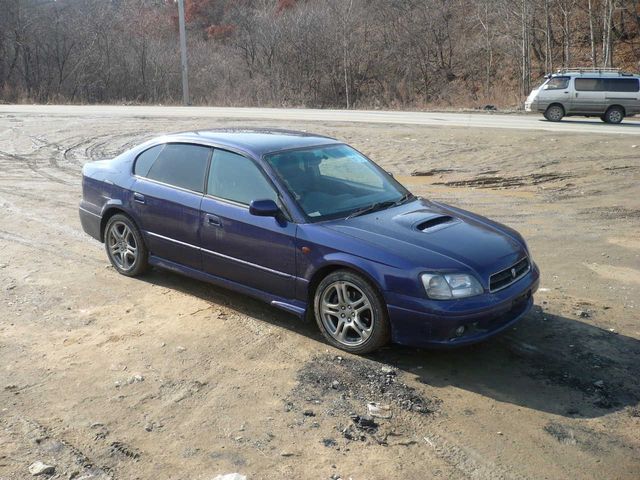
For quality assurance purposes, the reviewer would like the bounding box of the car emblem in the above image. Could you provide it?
[511,268,517,278]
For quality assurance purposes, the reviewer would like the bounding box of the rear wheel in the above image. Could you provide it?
[104,214,149,276]
[314,270,390,354]
[603,106,624,124]
[600,115,607,122]
[544,104,564,122]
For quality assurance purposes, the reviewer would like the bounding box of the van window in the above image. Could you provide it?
[575,78,605,91]
[544,77,569,90]
[604,78,639,92]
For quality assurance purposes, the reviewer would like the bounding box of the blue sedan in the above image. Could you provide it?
[79,129,539,354]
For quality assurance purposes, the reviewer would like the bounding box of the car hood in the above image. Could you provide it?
[321,198,527,283]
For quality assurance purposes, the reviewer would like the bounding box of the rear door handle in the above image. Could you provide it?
[133,192,145,204]
[204,213,222,227]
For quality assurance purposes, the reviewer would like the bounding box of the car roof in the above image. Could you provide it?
[159,128,340,157]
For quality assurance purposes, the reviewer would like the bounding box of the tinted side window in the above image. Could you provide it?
[134,145,163,177]
[147,144,211,192]
[605,78,639,92]
[207,150,277,205]
[575,78,604,91]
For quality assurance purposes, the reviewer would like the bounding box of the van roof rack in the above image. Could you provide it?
[556,67,626,75]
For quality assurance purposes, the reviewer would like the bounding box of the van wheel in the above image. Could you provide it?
[603,106,624,124]
[599,115,607,122]
[544,105,564,122]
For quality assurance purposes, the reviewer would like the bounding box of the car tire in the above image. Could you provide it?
[104,213,149,277]
[603,106,624,124]
[314,269,390,354]
[599,115,607,122]
[544,104,564,122]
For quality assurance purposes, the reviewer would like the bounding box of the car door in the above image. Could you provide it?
[131,143,212,270]
[200,148,297,299]
[537,75,571,111]
[572,78,605,114]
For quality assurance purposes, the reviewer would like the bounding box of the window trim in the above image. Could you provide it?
[133,142,213,194]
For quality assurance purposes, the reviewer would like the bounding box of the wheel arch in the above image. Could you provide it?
[305,256,389,315]
[606,104,626,116]
[100,204,134,242]
[546,102,566,113]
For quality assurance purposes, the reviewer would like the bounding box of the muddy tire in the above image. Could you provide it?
[544,104,564,122]
[104,214,149,277]
[314,270,390,354]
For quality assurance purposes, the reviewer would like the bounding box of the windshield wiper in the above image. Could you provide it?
[346,194,412,220]
[392,192,414,207]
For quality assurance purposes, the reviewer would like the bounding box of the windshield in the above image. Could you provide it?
[265,144,410,221]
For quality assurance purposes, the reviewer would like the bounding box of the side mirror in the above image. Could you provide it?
[249,199,280,217]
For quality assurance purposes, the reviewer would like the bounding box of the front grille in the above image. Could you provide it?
[489,257,530,292]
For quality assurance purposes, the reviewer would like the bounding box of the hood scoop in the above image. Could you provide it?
[416,215,457,232]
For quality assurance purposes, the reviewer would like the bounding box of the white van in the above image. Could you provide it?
[525,68,640,123]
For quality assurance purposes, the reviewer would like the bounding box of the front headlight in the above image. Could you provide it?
[421,273,484,300]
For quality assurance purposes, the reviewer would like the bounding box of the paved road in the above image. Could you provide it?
[2,104,640,135]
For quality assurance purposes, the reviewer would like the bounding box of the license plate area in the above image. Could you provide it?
[512,289,531,309]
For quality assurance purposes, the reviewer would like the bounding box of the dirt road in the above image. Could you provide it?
[0,110,639,480]
[2,104,640,135]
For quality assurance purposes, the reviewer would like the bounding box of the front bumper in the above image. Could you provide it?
[385,264,540,348]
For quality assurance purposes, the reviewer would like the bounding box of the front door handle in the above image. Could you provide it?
[204,213,222,227]
[133,192,145,204]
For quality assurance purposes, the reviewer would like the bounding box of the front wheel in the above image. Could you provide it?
[104,214,149,276]
[544,104,564,122]
[314,270,390,354]
[603,106,624,124]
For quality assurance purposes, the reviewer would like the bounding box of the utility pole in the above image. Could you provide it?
[177,0,190,105]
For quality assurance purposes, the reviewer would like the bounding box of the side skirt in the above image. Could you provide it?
[148,255,307,319]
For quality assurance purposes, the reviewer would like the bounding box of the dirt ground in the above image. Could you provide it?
[0,112,639,480]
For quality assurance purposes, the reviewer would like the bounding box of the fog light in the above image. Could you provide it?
[454,326,466,337]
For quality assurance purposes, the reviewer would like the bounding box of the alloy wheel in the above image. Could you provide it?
[107,221,138,271]
[606,109,623,124]
[545,105,564,122]
[319,280,374,346]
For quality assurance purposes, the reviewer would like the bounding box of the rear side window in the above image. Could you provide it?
[604,78,639,92]
[134,145,163,177]
[207,149,277,205]
[146,144,211,192]
[575,78,605,91]
[544,76,569,90]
